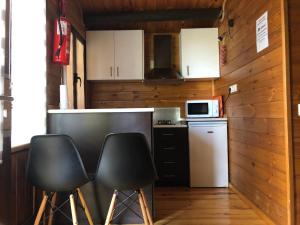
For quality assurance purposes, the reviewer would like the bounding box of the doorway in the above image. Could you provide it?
[66,28,86,109]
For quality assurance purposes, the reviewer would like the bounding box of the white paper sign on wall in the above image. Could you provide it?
[256,11,269,53]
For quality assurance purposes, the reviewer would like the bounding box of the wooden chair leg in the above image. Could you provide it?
[34,194,48,225]
[70,194,78,225]
[77,188,94,225]
[138,191,149,225]
[140,189,154,225]
[105,190,118,225]
[42,191,47,224]
[47,192,57,225]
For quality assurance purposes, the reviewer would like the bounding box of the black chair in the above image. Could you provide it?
[95,133,157,225]
[27,134,94,225]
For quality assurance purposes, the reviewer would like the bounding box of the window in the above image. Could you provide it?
[11,0,47,147]
[0,0,7,161]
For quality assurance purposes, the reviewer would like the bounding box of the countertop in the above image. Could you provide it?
[48,108,155,114]
[184,117,228,122]
[153,124,188,128]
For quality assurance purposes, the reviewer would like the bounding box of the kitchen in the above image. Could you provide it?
[0,0,299,225]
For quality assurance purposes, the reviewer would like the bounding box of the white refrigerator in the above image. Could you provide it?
[188,121,228,187]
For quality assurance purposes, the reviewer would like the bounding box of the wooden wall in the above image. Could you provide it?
[86,20,219,122]
[214,0,291,225]
[87,20,215,114]
[88,81,213,115]
[10,149,34,225]
[46,0,85,109]
[288,0,300,224]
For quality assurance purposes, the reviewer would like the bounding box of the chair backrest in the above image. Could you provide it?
[95,133,157,190]
[27,135,89,192]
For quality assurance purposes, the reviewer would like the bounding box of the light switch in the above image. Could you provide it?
[229,84,238,94]
[298,104,300,116]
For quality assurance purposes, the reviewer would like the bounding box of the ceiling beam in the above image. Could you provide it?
[84,8,221,28]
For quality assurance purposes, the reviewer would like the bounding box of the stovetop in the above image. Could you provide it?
[156,120,175,125]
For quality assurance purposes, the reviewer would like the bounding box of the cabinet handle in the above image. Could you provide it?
[163,161,176,164]
[162,133,175,136]
[117,66,119,76]
[207,131,214,134]
[110,67,113,77]
[187,66,190,76]
[162,147,175,150]
[163,174,176,178]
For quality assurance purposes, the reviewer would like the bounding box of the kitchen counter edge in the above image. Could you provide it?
[48,108,155,114]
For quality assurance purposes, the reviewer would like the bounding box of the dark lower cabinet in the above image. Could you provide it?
[154,127,189,186]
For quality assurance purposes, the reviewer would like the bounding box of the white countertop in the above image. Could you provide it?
[48,108,155,114]
[184,117,228,122]
[153,124,188,128]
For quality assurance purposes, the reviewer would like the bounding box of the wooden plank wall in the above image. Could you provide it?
[46,0,85,109]
[214,0,289,224]
[288,0,300,224]
[88,81,213,115]
[10,149,34,225]
[87,22,214,114]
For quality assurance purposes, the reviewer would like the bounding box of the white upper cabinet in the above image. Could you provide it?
[86,31,115,80]
[86,30,144,80]
[180,28,220,79]
[114,30,144,80]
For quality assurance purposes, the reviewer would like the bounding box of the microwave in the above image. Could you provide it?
[186,100,219,118]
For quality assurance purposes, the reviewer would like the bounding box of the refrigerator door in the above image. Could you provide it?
[188,122,228,187]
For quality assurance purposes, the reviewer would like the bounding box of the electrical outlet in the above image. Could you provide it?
[229,84,238,93]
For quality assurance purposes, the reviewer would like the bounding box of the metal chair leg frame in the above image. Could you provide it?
[47,192,57,225]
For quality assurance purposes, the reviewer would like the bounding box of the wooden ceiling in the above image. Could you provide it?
[79,0,223,14]
[79,0,223,31]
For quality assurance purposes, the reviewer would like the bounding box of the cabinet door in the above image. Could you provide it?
[181,28,220,79]
[114,30,144,80]
[86,31,115,80]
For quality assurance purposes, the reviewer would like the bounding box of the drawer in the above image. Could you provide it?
[156,161,189,186]
[154,127,189,187]
[155,145,178,161]
[157,162,178,179]
[154,128,188,147]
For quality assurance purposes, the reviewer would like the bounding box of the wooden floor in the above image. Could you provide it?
[153,187,269,225]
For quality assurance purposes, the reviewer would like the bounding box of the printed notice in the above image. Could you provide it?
[256,11,269,53]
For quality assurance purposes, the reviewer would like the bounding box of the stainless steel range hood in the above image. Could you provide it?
[144,34,183,82]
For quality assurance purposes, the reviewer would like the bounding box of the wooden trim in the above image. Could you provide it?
[280,0,294,225]
[11,143,30,153]
[229,184,275,225]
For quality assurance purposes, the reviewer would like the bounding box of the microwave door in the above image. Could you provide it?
[188,102,211,117]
